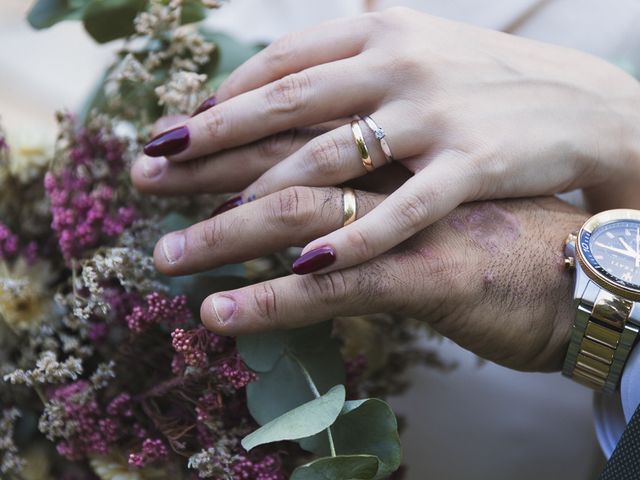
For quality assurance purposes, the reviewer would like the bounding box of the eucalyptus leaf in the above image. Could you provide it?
[237,321,337,373]
[242,385,345,451]
[243,322,346,427]
[27,0,89,29]
[246,354,316,426]
[180,0,206,24]
[83,0,146,43]
[290,455,379,480]
[299,399,401,479]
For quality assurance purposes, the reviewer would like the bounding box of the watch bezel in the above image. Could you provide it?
[577,209,640,301]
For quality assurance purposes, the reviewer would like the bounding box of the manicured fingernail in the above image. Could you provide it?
[212,296,237,324]
[191,95,217,117]
[292,246,336,275]
[142,156,167,178]
[143,126,190,157]
[162,232,185,264]
[211,196,243,217]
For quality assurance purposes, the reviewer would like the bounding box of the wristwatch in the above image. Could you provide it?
[563,209,640,393]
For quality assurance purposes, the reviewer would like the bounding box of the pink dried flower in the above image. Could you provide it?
[126,292,191,333]
[106,393,133,417]
[232,454,284,480]
[216,355,256,390]
[171,326,226,369]
[128,438,169,468]
[0,223,19,259]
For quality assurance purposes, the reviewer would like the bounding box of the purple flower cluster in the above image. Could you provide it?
[44,119,135,262]
[171,326,228,369]
[126,292,191,333]
[0,223,19,260]
[232,454,284,480]
[216,354,257,390]
[0,222,38,263]
[45,172,135,261]
[128,438,169,468]
[51,381,116,460]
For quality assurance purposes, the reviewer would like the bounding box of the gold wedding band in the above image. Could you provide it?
[350,120,375,172]
[342,187,357,226]
[359,115,394,164]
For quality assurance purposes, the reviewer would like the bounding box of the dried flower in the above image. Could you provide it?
[0,408,24,476]
[3,351,82,386]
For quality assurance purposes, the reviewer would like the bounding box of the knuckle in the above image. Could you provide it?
[257,130,297,159]
[266,72,310,114]
[199,217,224,250]
[306,270,350,304]
[392,192,432,232]
[344,228,376,262]
[266,33,298,66]
[270,186,316,228]
[202,107,226,138]
[305,137,342,177]
[252,283,279,324]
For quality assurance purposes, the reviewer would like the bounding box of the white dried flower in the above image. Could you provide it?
[0,408,24,475]
[38,400,75,441]
[3,351,82,386]
[90,361,116,389]
[155,71,207,114]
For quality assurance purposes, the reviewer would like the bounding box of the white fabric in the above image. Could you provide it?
[594,342,640,458]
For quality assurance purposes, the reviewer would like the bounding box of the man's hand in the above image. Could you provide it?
[150,186,587,372]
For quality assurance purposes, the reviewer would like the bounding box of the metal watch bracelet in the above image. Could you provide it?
[563,234,640,393]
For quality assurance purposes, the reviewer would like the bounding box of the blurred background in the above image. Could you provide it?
[5,0,640,478]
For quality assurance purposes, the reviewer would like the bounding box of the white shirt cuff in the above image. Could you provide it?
[594,343,640,458]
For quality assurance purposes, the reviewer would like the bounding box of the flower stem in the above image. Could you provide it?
[288,351,337,457]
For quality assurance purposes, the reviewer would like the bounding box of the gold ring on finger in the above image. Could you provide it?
[350,120,375,172]
[342,187,357,226]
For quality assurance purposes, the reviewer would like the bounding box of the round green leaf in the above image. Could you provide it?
[82,0,146,43]
[242,385,345,451]
[242,323,345,426]
[246,354,317,426]
[180,0,206,24]
[238,321,342,374]
[28,0,89,29]
[299,399,401,479]
[291,455,379,480]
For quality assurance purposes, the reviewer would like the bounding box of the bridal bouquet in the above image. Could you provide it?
[0,1,442,478]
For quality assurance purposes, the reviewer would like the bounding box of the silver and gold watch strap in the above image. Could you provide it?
[562,283,639,393]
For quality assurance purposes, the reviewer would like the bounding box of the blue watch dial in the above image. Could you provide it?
[580,220,640,292]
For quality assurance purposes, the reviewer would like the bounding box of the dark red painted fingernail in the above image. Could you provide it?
[292,246,336,275]
[191,95,217,117]
[143,126,190,157]
[211,196,243,217]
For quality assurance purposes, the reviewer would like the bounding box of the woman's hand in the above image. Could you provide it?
[135,7,640,275]
[148,183,587,372]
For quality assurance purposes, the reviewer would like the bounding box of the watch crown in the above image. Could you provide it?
[564,256,576,269]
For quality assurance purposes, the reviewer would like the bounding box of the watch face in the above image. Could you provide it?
[579,212,640,296]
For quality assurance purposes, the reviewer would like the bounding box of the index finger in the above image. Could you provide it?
[143,54,385,161]
[217,14,374,101]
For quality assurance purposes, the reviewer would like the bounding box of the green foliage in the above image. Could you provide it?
[83,0,146,43]
[300,399,402,479]
[27,0,89,29]
[27,0,209,43]
[241,385,345,451]
[238,323,402,480]
[291,455,380,480]
[238,322,345,425]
